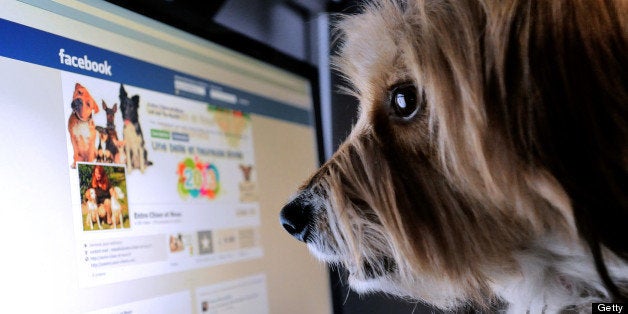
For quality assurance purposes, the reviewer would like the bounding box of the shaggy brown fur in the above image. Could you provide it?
[281,0,627,311]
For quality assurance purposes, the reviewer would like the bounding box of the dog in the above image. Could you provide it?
[95,126,113,163]
[68,83,99,168]
[239,164,253,182]
[84,188,101,230]
[109,186,125,229]
[101,101,125,164]
[280,0,627,312]
[119,84,151,172]
[239,164,257,203]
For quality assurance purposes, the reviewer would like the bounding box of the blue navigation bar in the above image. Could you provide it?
[0,18,312,126]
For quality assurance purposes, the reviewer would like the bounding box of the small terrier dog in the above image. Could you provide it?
[280,0,627,312]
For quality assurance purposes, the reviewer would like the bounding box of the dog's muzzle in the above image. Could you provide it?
[279,192,316,243]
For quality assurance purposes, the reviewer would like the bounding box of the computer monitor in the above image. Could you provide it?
[0,1,330,313]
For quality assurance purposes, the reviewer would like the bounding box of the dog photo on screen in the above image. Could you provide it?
[280,0,627,312]
[78,163,130,230]
[68,83,100,168]
[119,84,152,173]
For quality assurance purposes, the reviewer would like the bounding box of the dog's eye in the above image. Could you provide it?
[390,84,422,120]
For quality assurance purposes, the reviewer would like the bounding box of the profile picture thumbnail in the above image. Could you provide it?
[78,163,130,231]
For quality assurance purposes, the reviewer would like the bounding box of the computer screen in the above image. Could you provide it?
[0,1,330,313]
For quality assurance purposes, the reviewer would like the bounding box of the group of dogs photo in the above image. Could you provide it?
[67,82,152,172]
[67,82,153,231]
[280,0,626,312]
[80,164,128,231]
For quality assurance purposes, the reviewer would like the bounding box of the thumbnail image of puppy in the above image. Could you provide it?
[68,83,99,168]
[109,186,125,229]
[84,188,101,230]
[119,84,151,173]
[280,1,627,312]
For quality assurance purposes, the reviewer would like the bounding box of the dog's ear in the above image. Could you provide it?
[132,95,140,107]
[90,95,99,114]
[112,103,117,112]
[120,84,127,98]
[102,100,108,110]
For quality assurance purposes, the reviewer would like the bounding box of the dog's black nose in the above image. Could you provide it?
[280,196,314,242]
